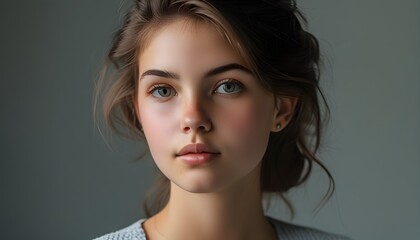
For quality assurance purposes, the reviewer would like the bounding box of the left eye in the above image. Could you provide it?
[214,80,244,94]
[149,85,176,98]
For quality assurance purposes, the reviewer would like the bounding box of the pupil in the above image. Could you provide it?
[160,88,169,96]
[224,84,233,92]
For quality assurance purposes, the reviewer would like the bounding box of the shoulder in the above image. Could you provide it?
[266,216,351,240]
[92,219,147,240]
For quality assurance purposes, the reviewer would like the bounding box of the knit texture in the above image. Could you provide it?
[93,216,350,240]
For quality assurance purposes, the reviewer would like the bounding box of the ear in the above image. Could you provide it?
[271,96,298,132]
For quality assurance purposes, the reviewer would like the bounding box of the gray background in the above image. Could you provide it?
[0,0,418,239]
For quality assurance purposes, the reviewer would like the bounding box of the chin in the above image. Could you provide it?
[173,176,231,194]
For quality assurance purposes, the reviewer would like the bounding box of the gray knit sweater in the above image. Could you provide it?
[93,216,350,240]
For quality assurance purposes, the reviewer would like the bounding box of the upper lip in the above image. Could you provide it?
[176,143,219,156]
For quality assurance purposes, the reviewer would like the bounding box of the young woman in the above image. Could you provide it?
[94,0,350,239]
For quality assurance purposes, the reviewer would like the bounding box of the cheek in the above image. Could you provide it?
[216,99,273,156]
[138,101,178,160]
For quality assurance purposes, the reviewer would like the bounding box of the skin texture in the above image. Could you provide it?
[134,18,297,240]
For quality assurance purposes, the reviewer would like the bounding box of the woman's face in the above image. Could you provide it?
[135,19,281,193]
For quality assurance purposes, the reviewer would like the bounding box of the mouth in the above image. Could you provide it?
[176,143,219,156]
[176,143,220,165]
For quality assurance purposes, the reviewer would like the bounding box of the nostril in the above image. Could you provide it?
[198,123,212,132]
[182,124,211,133]
[181,115,212,133]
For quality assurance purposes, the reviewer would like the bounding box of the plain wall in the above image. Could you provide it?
[0,0,418,239]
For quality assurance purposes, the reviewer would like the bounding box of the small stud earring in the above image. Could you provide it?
[276,123,282,130]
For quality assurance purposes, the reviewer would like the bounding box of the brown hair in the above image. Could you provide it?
[94,0,334,218]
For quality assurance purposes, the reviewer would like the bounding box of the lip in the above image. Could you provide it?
[176,143,220,165]
[176,143,219,156]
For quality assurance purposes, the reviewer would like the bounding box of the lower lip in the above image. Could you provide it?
[177,153,218,165]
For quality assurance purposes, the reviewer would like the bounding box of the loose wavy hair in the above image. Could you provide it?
[94,0,334,218]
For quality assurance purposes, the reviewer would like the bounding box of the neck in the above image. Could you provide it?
[147,164,277,240]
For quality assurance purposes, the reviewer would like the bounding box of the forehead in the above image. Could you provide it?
[138,18,247,75]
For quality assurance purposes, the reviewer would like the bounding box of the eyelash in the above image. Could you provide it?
[147,84,177,99]
[146,79,245,99]
[213,79,244,95]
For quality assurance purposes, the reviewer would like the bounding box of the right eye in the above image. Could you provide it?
[148,84,176,98]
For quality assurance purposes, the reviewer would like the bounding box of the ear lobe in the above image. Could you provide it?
[271,96,298,132]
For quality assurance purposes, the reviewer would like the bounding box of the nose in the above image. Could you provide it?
[180,97,212,134]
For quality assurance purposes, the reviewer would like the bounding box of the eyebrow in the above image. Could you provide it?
[139,63,252,80]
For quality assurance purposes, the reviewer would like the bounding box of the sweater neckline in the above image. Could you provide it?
[137,216,280,239]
